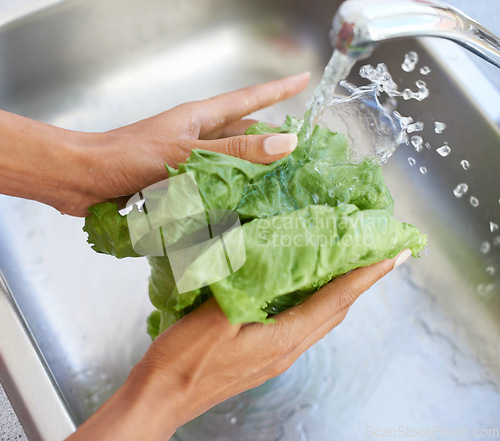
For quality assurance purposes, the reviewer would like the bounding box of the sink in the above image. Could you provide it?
[0,0,499,440]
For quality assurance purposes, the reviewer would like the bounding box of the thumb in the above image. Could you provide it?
[194,133,298,164]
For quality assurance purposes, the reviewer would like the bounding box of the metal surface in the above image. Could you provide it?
[333,0,500,68]
[0,0,499,439]
[0,274,76,440]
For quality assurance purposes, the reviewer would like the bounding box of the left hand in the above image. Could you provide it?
[0,73,308,216]
[76,72,308,216]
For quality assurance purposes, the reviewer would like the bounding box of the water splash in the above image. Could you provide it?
[321,80,413,163]
[411,136,424,152]
[401,80,429,101]
[405,120,425,133]
[401,51,418,72]
[302,50,357,139]
[306,58,430,163]
[434,121,447,133]
[480,242,491,254]
[453,183,469,198]
[304,49,499,295]
[460,160,470,170]
[420,66,431,75]
[436,144,451,157]
[358,63,399,94]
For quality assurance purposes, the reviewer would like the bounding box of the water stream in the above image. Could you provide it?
[301,49,357,140]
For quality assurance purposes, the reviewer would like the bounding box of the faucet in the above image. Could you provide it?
[332,0,500,68]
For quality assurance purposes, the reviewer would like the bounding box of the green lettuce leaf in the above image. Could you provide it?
[84,116,426,338]
[149,204,425,333]
[85,203,140,259]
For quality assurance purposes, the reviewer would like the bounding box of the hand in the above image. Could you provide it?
[66,250,411,441]
[80,72,308,216]
[0,73,309,217]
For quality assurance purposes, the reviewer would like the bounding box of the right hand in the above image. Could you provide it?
[66,250,410,441]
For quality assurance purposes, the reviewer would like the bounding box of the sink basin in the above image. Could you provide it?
[1,0,499,440]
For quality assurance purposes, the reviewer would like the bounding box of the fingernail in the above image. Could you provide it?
[393,249,412,269]
[263,133,298,155]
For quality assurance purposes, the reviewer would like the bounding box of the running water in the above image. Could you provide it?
[302,39,498,293]
[309,60,427,163]
[302,49,358,140]
[301,11,430,164]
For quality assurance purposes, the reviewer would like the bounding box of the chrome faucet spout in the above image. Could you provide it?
[332,0,500,68]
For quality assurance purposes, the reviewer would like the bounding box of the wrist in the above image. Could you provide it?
[66,365,185,441]
[123,364,188,438]
[0,110,98,215]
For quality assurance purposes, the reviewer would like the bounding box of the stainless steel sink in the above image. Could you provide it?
[1,0,499,440]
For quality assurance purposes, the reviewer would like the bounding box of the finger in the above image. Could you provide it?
[151,297,240,362]
[236,250,411,366]
[208,119,279,139]
[192,133,298,164]
[268,309,350,377]
[212,119,260,139]
[175,296,241,338]
[270,249,412,346]
[179,72,310,138]
[282,309,348,368]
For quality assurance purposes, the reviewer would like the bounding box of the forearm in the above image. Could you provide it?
[0,110,93,213]
[66,369,184,441]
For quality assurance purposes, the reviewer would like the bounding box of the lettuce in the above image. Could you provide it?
[84,117,426,338]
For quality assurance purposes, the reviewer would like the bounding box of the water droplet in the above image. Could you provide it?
[486,266,495,276]
[407,122,424,133]
[408,157,416,166]
[420,66,431,75]
[415,80,429,100]
[398,115,414,128]
[436,144,451,157]
[401,84,429,101]
[419,166,428,175]
[411,136,423,152]
[359,65,372,78]
[460,160,470,170]
[230,416,237,424]
[434,121,446,133]
[470,196,479,207]
[402,88,413,100]
[480,241,491,254]
[490,222,499,233]
[358,62,403,98]
[425,142,432,150]
[453,183,468,198]
[401,51,418,72]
